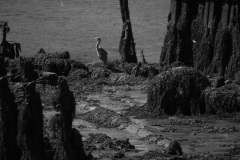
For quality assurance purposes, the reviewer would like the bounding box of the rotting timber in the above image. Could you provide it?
[160,0,240,79]
[119,0,138,63]
[0,22,87,160]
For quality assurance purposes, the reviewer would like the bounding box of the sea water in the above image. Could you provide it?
[1,0,170,63]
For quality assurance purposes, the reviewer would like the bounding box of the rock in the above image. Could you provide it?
[138,64,159,78]
[225,79,232,84]
[147,66,210,117]
[81,107,129,128]
[167,141,183,156]
[157,139,171,148]
[137,129,152,138]
[125,125,142,135]
[118,124,128,130]
[91,67,111,79]
[109,73,131,82]
[35,50,70,59]
[67,69,89,82]
[203,83,240,114]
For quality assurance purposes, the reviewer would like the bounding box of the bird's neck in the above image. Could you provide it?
[96,40,101,49]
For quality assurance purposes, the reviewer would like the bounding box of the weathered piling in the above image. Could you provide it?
[119,0,137,63]
[161,0,240,78]
[17,61,44,160]
[51,77,86,160]
[0,22,21,160]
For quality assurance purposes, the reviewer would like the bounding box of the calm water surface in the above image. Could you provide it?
[1,0,170,63]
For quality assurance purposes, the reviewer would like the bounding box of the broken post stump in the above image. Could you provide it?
[0,53,20,160]
[51,77,86,160]
[119,0,137,63]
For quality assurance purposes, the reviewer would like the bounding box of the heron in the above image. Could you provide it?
[94,37,108,65]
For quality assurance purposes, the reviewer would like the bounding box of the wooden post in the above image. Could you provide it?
[119,0,137,63]
[208,0,215,28]
[221,0,230,28]
[204,0,210,26]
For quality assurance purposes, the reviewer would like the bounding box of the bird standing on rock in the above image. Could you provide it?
[95,37,108,65]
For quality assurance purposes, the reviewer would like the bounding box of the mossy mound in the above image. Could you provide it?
[146,67,210,117]
[203,83,240,115]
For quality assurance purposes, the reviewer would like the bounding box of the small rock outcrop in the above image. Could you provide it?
[147,67,210,116]
[203,83,240,114]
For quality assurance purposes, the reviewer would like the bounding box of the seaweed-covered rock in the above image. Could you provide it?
[67,69,89,82]
[167,141,183,156]
[43,58,72,76]
[203,83,240,114]
[91,67,111,79]
[33,51,88,76]
[84,133,134,151]
[68,59,89,72]
[35,50,70,59]
[138,64,159,78]
[109,73,131,82]
[80,107,130,128]
[147,67,210,116]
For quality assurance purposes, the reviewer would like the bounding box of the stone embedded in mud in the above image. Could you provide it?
[167,141,183,156]
[147,66,210,116]
[203,83,240,115]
